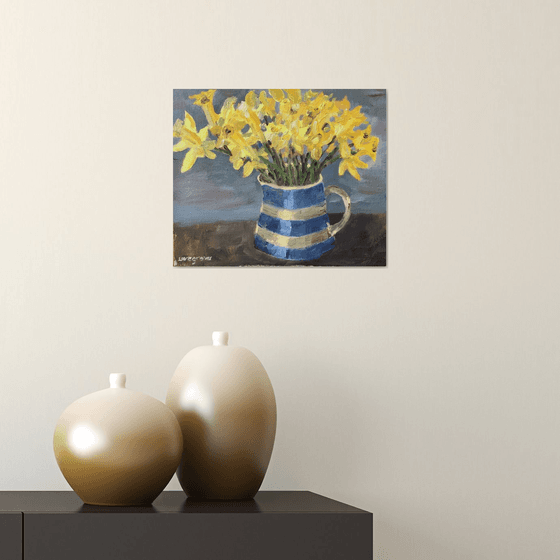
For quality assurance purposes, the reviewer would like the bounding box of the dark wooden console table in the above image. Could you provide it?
[0,491,372,559]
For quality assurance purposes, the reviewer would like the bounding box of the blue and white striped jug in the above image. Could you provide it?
[254,175,351,261]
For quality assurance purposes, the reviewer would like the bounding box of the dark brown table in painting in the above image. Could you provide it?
[0,491,373,560]
[174,213,386,266]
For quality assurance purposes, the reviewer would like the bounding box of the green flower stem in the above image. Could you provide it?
[301,152,311,184]
[264,143,289,185]
[318,148,340,174]
[256,154,276,183]
[297,154,305,183]
[309,157,320,183]
[289,161,296,186]
[293,162,301,185]
[270,147,285,176]
[290,150,302,185]
[259,154,286,185]
[318,147,335,169]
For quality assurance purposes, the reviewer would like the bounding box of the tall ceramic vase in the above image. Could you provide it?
[166,332,277,500]
[254,174,351,261]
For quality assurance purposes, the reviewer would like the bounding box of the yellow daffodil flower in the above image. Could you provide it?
[210,97,246,148]
[269,89,284,102]
[308,137,325,161]
[335,96,351,112]
[339,154,368,181]
[245,90,259,110]
[289,122,311,156]
[279,98,292,118]
[189,89,219,126]
[264,122,289,153]
[228,145,267,178]
[237,101,265,144]
[174,89,379,186]
[353,126,380,163]
[304,90,322,103]
[285,89,302,103]
[242,159,262,178]
[217,125,248,151]
[173,111,200,147]
[259,91,276,118]
[308,118,335,147]
[173,116,216,172]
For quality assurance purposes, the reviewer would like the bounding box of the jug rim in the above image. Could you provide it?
[257,174,324,190]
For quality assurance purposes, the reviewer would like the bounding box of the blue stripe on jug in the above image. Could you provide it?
[255,236,335,261]
[257,213,330,237]
[261,182,325,210]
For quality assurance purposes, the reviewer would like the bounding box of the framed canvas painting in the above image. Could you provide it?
[173,89,386,267]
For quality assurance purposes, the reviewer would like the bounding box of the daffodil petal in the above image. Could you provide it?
[173,119,184,136]
[182,129,202,146]
[269,89,284,102]
[245,90,258,108]
[181,150,198,172]
[286,89,301,103]
[243,161,255,177]
[183,111,196,131]
[348,163,361,181]
[311,147,322,160]
[279,99,291,115]
[173,139,189,152]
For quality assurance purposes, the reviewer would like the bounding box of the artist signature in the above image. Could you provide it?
[175,256,212,265]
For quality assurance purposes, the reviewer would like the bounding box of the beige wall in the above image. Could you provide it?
[1,0,559,558]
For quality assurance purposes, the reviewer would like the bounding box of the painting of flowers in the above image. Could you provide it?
[173,89,386,266]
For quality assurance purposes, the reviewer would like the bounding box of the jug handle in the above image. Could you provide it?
[325,185,352,237]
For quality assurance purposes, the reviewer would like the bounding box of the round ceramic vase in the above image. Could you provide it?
[53,374,183,506]
[166,332,277,500]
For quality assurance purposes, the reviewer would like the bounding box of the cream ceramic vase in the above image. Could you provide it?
[53,374,183,506]
[166,332,277,500]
